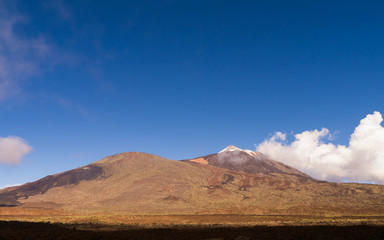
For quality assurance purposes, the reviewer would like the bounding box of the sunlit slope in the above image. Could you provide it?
[0,151,384,215]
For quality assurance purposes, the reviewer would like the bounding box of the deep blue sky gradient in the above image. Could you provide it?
[1,0,383,185]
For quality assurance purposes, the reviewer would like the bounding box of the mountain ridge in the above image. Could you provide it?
[0,147,384,216]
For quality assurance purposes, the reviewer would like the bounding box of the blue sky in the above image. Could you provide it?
[1,0,384,186]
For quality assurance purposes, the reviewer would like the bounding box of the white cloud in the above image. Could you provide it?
[0,136,33,165]
[256,111,384,184]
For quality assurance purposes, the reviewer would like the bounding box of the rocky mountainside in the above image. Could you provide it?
[0,147,384,215]
[185,145,315,182]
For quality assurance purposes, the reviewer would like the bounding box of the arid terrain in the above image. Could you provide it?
[0,146,384,239]
[1,220,384,240]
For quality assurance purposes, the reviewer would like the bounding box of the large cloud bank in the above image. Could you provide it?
[0,136,33,165]
[257,112,384,184]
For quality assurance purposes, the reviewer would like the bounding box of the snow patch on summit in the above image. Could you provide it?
[219,145,243,152]
[219,145,263,158]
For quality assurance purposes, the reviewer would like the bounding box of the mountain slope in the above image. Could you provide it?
[0,148,384,215]
[185,145,315,182]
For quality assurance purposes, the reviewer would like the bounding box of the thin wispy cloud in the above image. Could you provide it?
[0,1,89,117]
[257,111,384,184]
[56,96,88,117]
[0,1,52,101]
[42,0,73,22]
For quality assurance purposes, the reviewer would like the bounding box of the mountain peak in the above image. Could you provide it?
[218,145,263,159]
[186,145,315,179]
[219,145,243,152]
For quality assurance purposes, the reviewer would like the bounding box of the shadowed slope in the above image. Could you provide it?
[0,165,104,207]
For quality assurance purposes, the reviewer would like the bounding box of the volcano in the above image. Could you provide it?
[186,145,314,181]
[0,146,384,215]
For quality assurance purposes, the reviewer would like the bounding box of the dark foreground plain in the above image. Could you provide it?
[1,221,384,240]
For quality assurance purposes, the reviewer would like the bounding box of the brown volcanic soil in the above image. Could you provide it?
[0,151,384,217]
